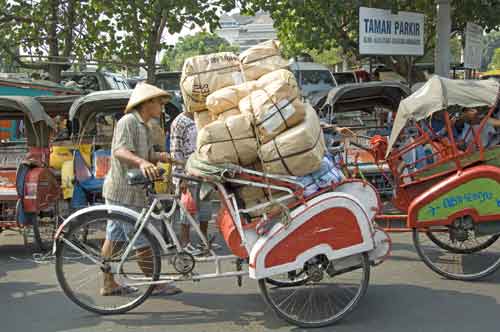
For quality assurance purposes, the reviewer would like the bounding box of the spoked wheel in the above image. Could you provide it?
[16,199,57,252]
[55,210,162,315]
[265,269,309,287]
[413,224,500,281]
[259,253,370,328]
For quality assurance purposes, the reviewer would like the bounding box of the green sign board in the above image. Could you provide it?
[418,178,500,222]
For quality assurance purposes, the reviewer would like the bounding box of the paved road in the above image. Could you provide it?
[1,231,500,332]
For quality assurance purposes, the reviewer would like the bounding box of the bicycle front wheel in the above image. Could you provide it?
[55,210,162,315]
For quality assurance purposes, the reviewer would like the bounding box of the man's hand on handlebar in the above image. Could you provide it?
[139,160,160,181]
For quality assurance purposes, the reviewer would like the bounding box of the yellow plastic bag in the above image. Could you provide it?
[154,162,171,193]
[61,160,74,199]
[50,144,92,170]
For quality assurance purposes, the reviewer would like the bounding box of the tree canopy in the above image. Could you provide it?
[160,32,239,71]
[0,0,240,82]
[0,0,102,81]
[76,0,239,82]
[242,0,500,77]
[489,48,500,70]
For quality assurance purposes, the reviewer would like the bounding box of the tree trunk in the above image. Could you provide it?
[47,0,62,82]
[146,61,156,84]
[48,63,62,83]
[146,10,168,84]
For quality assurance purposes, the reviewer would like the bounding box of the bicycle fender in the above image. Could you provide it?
[249,192,375,280]
[52,204,169,254]
[407,165,500,228]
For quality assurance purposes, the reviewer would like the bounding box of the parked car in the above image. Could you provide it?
[61,71,130,92]
[332,71,358,85]
[155,71,181,94]
[288,60,337,102]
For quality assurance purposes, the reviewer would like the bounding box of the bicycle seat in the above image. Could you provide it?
[127,168,166,185]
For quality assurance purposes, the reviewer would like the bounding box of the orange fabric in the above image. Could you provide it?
[181,190,197,215]
[0,120,12,139]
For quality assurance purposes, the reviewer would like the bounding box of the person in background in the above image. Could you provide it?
[170,109,213,255]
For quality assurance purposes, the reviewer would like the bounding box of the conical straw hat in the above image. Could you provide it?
[124,82,171,113]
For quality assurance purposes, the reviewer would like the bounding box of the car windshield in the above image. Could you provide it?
[298,70,335,86]
[333,73,357,85]
[105,75,130,90]
[156,75,180,91]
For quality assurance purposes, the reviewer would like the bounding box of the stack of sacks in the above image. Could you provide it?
[239,40,289,81]
[259,104,326,176]
[298,155,344,197]
[196,114,258,166]
[239,77,305,143]
[194,111,215,131]
[180,52,243,113]
[205,81,259,121]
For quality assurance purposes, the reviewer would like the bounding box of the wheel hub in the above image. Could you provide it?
[306,265,324,282]
[450,216,475,242]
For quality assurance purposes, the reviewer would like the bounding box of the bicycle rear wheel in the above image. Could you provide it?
[55,210,162,314]
[259,253,370,328]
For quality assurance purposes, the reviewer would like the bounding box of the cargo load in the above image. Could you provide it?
[205,81,259,117]
[196,114,258,166]
[239,40,289,81]
[194,110,215,130]
[240,79,306,143]
[181,52,243,112]
[257,69,300,95]
[259,104,326,176]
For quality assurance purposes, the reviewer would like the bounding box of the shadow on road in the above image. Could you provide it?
[97,283,500,332]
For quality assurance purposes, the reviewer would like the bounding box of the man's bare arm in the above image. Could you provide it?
[114,147,159,179]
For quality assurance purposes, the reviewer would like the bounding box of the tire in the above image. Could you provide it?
[265,270,309,287]
[55,210,162,315]
[425,229,500,254]
[15,199,54,253]
[26,200,61,253]
[259,253,370,328]
[413,227,500,281]
[32,215,53,252]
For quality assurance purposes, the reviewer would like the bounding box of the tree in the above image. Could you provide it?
[93,0,239,83]
[242,0,500,78]
[0,0,102,82]
[489,48,500,70]
[160,32,239,71]
[483,31,500,70]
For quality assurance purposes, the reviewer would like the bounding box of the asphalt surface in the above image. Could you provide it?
[1,230,500,332]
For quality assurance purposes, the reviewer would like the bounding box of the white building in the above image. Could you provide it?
[216,12,277,52]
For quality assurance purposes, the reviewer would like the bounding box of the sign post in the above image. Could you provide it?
[359,7,425,56]
[464,22,483,73]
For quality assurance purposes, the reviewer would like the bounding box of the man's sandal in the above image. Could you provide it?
[100,285,139,296]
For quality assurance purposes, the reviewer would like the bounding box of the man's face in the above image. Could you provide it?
[145,98,164,119]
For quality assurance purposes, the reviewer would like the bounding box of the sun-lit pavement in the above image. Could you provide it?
[1,230,500,332]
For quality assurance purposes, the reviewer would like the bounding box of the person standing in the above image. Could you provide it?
[101,83,181,296]
[170,110,212,254]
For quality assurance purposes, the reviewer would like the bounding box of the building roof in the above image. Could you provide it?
[220,11,272,26]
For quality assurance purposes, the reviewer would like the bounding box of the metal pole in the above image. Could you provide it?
[435,0,451,77]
